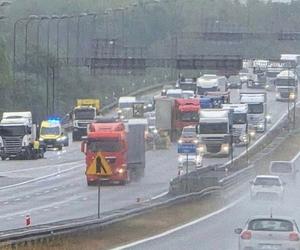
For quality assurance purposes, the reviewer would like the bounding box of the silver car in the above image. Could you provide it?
[250,175,285,200]
[235,216,300,250]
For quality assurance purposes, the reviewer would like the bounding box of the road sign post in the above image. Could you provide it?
[96,157,102,219]
[178,143,196,193]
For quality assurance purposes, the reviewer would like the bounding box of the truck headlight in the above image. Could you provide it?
[57,136,67,141]
[276,93,280,98]
[178,139,183,144]
[249,130,256,138]
[193,139,199,144]
[258,124,264,129]
[240,135,248,143]
[222,145,229,152]
[198,145,205,152]
[265,114,271,121]
[39,138,44,141]
[153,129,158,134]
[289,92,295,100]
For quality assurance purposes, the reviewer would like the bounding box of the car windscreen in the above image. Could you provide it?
[248,219,293,232]
[248,103,264,114]
[254,177,281,186]
[271,162,293,173]
[41,126,60,135]
[88,138,121,152]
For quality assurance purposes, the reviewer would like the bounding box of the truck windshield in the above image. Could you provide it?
[119,102,133,109]
[248,103,264,114]
[266,71,280,78]
[180,83,196,91]
[88,139,121,152]
[0,126,26,136]
[40,126,60,135]
[199,123,228,134]
[275,79,296,86]
[74,109,95,120]
[178,112,199,122]
[232,113,247,124]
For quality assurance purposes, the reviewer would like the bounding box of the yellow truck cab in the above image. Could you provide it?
[39,119,69,150]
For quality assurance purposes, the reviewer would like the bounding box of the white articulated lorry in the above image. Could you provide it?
[222,104,248,145]
[196,74,219,95]
[275,70,298,101]
[240,92,267,133]
[196,109,232,157]
[0,112,45,160]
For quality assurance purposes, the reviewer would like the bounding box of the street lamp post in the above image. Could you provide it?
[13,17,28,80]
[76,13,88,67]
[24,15,39,82]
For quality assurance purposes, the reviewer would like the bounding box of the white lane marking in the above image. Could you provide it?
[292,150,300,162]
[144,191,168,202]
[0,160,84,174]
[112,195,246,250]
[0,165,82,191]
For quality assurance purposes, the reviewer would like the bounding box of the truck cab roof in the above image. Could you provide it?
[1,111,32,125]
[222,104,248,113]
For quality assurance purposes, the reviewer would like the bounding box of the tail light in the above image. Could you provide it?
[289,232,299,241]
[241,230,252,240]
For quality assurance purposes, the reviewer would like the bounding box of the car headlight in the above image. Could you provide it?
[57,136,67,141]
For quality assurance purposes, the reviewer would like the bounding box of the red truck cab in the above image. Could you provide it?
[173,98,200,136]
[82,121,129,185]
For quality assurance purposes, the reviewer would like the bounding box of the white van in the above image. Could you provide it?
[269,161,297,183]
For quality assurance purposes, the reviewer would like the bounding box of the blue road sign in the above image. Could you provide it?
[178,143,197,154]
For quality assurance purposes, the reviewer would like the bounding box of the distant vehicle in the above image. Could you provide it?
[222,104,248,145]
[269,161,297,183]
[178,126,198,144]
[196,74,219,95]
[176,77,197,93]
[166,89,183,99]
[161,84,174,96]
[227,75,242,89]
[196,109,232,157]
[0,112,45,160]
[250,175,285,200]
[275,70,298,101]
[240,92,267,132]
[239,72,250,84]
[117,96,136,120]
[235,216,300,250]
[71,99,100,141]
[182,90,195,99]
[138,96,155,112]
[39,119,68,150]
[178,154,202,170]
[281,54,300,68]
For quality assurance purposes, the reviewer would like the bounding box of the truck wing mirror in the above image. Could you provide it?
[81,141,87,154]
[195,124,200,134]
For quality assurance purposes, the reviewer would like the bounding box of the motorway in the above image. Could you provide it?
[0,84,292,232]
[123,155,300,250]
